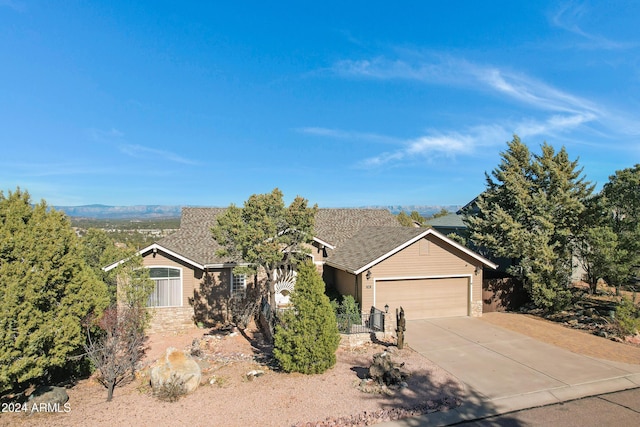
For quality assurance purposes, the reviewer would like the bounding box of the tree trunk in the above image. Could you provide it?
[107,381,115,402]
[266,267,276,309]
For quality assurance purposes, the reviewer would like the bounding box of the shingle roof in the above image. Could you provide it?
[326,226,498,273]
[427,213,466,228]
[326,226,425,273]
[157,208,230,266]
[314,208,400,248]
[156,207,401,266]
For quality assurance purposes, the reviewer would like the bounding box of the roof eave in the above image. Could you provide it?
[102,243,206,272]
[313,236,336,250]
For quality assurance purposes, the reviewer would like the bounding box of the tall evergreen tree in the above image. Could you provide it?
[211,188,317,308]
[465,136,593,311]
[575,225,628,294]
[599,164,640,291]
[0,189,109,392]
[273,261,340,374]
[602,164,640,235]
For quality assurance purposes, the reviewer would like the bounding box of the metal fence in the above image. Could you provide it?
[336,307,385,334]
[262,300,385,335]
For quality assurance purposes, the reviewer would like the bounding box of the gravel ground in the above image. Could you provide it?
[1,326,463,427]
[480,312,640,364]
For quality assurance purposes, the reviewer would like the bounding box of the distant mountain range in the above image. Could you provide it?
[371,205,462,217]
[55,204,183,219]
[55,204,461,219]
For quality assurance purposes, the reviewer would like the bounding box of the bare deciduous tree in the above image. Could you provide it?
[84,305,147,401]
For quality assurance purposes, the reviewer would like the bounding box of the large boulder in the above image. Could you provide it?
[150,347,202,398]
[28,385,69,407]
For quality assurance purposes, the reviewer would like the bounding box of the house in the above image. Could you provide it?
[324,226,497,320]
[105,207,497,332]
[426,212,467,237]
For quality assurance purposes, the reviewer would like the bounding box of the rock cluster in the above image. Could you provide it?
[523,306,622,342]
[368,350,409,386]
[293,396,461,426]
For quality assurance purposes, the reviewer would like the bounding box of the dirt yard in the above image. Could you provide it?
[1,325,463,427]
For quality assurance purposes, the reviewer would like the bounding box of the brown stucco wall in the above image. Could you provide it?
[139,249,244,332]
[142,250,201,308]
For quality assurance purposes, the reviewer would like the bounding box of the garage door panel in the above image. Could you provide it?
[376,277,468,320]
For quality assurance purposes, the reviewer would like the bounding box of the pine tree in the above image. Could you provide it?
[273,261,340,374]
[600,165,640,291]
[0,188,109,393]
[212,188,317,308]
[465,136,593,311]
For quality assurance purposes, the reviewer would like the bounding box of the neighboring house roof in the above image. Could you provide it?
[427,213,466,229]
[457,197,479,215]
[326,226,498,275]
[104,207,401,271]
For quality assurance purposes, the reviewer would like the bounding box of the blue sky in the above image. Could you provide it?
[1,1,639,207]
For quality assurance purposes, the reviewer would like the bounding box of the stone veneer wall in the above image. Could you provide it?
[339,331,387,348]
[146,306,195,334]
[471,300,483,317]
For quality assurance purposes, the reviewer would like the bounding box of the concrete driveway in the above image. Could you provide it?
[393,317,640,425]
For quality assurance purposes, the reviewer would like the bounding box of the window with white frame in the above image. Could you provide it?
[147,267,182,307]
[231,273,246,299]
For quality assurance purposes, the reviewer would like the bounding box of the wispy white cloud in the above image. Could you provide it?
[331,56,460,85]
[88,127,125,142]
[473,67,601,115]
[550,2,636,50]
[297,127,402,145]
[0,0,26,12]
[119,144,199,165]
[329,53,614,167]
[333,55,601,116]
[0,162,119,177]
[87,128,199,165]
[360,133,471,168]
[357,113,600,169]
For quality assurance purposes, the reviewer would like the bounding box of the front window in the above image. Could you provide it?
[231,273,246,299]
[148,267,182,307]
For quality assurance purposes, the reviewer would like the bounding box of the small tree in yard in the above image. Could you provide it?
[274,261,340,374]
[84,257,153,401]
[84,305,147,401]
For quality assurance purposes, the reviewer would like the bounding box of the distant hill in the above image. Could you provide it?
[55,204,182,219]
[55,204,461,220]
[364,205,462,218]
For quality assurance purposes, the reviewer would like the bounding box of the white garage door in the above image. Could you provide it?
[376,277,469,320]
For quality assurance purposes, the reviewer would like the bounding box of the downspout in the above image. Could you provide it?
[355,273,358,304]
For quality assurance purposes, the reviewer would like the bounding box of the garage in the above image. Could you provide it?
[326,226,497,319]
[375,277,470,320]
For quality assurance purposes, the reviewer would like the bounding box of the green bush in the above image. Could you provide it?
[615,297,640,336]
[332,295,361,333]
[273,262,340,374]
[154,374,187,402]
